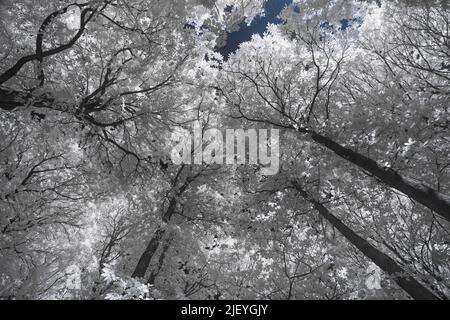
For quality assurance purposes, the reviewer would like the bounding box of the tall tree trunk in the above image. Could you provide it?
[131,197,178,278]
[147,239,171,285]
[131,226,166,278]
[291,181,440,300]
[131,166,190,279]
[297,128,450,221]
[131,165,189,278]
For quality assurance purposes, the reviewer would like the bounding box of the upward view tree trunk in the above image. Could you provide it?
[131,166,192,279]
[131,226,167,279]
[131,198,178,279]
[295,127,450,221]
[291,181,440,300]
[147,239,171,285]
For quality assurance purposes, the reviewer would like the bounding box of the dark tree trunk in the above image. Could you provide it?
[131,198,179,278]
[292,181,440,300]
[162,198,178,223]
[132,170,189,279]
[296,128,450,221]
[131,226,166,278]
[147,240,171,285]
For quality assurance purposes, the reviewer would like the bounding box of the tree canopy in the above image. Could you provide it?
[0,0,449,300]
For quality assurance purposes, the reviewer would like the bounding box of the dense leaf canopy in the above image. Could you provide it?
[0,0,449,300]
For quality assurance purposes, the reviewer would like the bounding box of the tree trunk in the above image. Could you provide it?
[297,128,450,221]
[132,178,186,278]
[292,181,440,300]
[147,239,171,285]
[131,226,166,278]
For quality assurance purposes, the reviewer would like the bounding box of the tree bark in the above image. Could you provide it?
[131,171,188,279]
[131,198,178,279]
[292,181,440,300]
[296,128,450,221]
[147,239,171,285]
[131,226,166,278]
